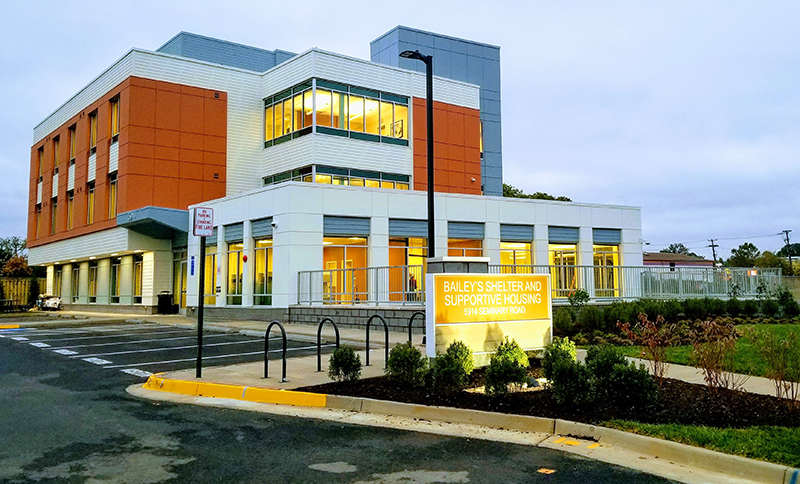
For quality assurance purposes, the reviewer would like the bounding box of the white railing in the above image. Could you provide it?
[297,264,783,305]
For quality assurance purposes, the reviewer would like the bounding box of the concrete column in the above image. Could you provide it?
[46,266,54,295]
[484,221,501,264]
[96,259,110,305]
[533,224,549,266]
[578,226,595,297]
[63,264,73,302]
[119,255,133,305]
[217,226,227,307]
[242,220,254,306]
[79,262,89,304]
[186,232,199,308]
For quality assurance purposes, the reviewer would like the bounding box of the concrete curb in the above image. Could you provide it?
[136,375,799,484]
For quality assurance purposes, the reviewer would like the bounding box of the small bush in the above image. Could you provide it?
[706,297,727,318]
[553,307,575,335]
[585,344,627,397]
[742,299,759,317]
[617,313,678,386]
[385,341,428,386]
[431,341,474,394]
[762,299,780,318]
[484,337,529,397]
[579,305,606,333]
[550,358,592,407]
[444,340,474,376]
[683,298,708,321]
[689,320,748,392]
[542,337,576,381]
[568,289,590,307]
[328,346,362,382]
[607,362,658,410]
[726,297,742,317]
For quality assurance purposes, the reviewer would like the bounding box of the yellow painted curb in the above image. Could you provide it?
[0,324,20,329]
[143,375,327,408]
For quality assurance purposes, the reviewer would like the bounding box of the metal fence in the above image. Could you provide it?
[296,264,783,305]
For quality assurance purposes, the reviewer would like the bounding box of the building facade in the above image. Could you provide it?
[27,28,643,315]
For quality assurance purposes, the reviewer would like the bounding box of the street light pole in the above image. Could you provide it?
[400,50,435,258]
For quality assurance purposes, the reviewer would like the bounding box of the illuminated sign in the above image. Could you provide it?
[425,273,552,364]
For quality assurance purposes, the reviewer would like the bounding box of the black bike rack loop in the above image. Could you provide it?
[365,314,389,368]
[407,311,426,344]
[317,317,341,372]
[264,320,287,382]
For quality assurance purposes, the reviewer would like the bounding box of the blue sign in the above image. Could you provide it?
[190,256,195,276]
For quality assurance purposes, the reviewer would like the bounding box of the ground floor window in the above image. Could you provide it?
[322,237,368,303]
[500,242,532,272]
[227,243,244,305]
[389,238,426,302]
[54,267,62,297]
[110,258,121,303]
[203,246,217,306]
[88,261,98,303]
[593,244,620,298]
[447,238,483,257]
[71,267,80,303]
[254,239,273,305]
[549,244,577,298]
[173,251,187,309]
[133,255,143,304]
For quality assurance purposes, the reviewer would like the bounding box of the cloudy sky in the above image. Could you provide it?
[1,1,797,260]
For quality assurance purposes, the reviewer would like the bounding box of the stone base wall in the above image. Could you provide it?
[63,304,157,315]
[288,306,426,334]
[195,306,290,322]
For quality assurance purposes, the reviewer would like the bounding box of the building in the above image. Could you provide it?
[643,252,714,268]
[27,28,644,317]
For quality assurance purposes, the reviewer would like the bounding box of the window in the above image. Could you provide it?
[110,97,120,141]
[71,266,80,303]
[66,191,74,230]
[226,243,244,305]
[448,239,483,257]
[110,258,121,303]
[479,121,484,160]
[593,245,620,298]
[203,245,217,305]
[133,255,143,304]
[54,267,63,297]
[37,147,44,182]
[35,204,41,238]
[500,242,532,272]
[52,136,60,174]
[87,182,95,224]
[89,111,98,152]
[50,197,58,234]
[68,125,76,164]
[264,79,409,148]
[549,244,577,298]
[262,165,410,191]
[88,261,98,303]
[254,239,273,305]
[108,173,117,218]
[389,238,426,302]
[322,237,368,303]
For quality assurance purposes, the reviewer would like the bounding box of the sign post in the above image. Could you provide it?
[193,207,214,378]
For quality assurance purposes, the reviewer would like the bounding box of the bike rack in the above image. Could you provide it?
[365,314,389,368]
[316,317,341,372]
[264,320,287,382]
[407,311,426,344]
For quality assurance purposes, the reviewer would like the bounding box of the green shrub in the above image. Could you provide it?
[742,299,759,317]
[553,307,575,335]
[762,299,780,318]
[726,297,742,317]
[484,337,529,397]
[550,358,592,407]
[775,286,800,318]
[603,301,632,328]
[585,344,627,397]
[661,299,683,322]
[706,297,727,318]
[385,341,428,386]
[27,278,40,309]
[579,305,606,332]
[683,298,708,320]
[568,288,590,307]
[432,354,468,394]
[444,340,474,376]
[328,346,362,382]
[607,362,658,410]
[542,337,576,381]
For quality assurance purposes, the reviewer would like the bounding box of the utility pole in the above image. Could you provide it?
[782,230,793,275]
[708,239,719,265]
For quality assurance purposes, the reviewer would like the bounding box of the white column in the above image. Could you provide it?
[79,262,90,304]
[119,255,133,305]
[534,225,549,266]
[46,266,54,295]
[484,221,501,263]
[242,220,254,306]
[63,264,73,302]
[370,216,389,302]
[217,226,227,306]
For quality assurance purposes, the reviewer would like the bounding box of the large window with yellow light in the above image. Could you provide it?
[549,244,577,298]
[254,239,273,306]
[593,244,620,298]
[322,237,368,303]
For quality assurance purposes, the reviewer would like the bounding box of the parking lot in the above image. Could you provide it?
[0,322,332,379]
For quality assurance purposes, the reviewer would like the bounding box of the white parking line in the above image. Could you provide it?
[102,344,334,369]
[49,332,232,350]
[72,338,265,358]
[13,324,163,336]
[28,329,194,343]
[10,337,29,341]
[83,357,114,365]
[53,349,80,355]
[29,342,51,348]
[120,368,153,378]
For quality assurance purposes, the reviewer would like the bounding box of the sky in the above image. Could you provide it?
[1,0,798,260]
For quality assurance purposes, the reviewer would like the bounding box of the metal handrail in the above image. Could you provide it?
[407,311,425,344]
[316,317,340,372]
[264,320,287,382]
[365,314,389,368]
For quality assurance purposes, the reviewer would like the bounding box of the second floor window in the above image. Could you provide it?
[50,197,58,234]
[53,136,60,174]
[67,191,74,230]
[89,111,98,151]
[110,97,120,140]
[37,147,44,182]
[68,125,76,163]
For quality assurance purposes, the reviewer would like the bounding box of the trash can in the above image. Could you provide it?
[157,291,174,314]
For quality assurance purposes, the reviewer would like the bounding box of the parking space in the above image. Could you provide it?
[0,323,334,379]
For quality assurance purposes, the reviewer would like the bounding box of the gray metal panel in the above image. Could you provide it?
[323,216,370,237]
[549,226,580,244]
[500,224,533,242]
[155,32,296,72]
[593,228,621,245]
[211,227,218,240]
[448,222,485,239]
[251,218,273,239]
[117,206,189,240]
[389,219,428,238]
[172,231,187,250]
[225,223,244,242]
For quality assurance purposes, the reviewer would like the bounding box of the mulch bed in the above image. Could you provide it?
[297,369,800,428]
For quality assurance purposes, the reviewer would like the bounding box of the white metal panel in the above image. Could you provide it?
[88,152,97,182]
[28,228,129,265]
[37,181,42,204]
[312,135,411,175]
[33,53,135,144]
[261,135,313,177]
[108,142,119,173]
[67,164,75,191]
[261,53,314,95]
[51,172,59,198]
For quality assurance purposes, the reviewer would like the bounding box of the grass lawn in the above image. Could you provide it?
[604,420,800,468]
[617,324,800,378]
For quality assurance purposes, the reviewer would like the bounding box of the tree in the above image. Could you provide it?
[0,236,25,268]
[777,243,800,258]
[2,256,32,278]
[755,251,789,272]
[726,242,760,268]
[660,243,700,258]
[503,183,571,202]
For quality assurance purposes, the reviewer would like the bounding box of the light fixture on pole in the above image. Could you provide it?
[400,49,435,258]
